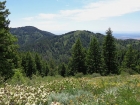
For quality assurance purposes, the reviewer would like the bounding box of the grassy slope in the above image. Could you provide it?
[1,75,140,105]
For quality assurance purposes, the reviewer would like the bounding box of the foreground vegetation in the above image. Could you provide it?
[0,74,140,105]
[1,1,140,81]
[1,1,140,105]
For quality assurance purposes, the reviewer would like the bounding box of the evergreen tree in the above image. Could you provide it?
[48,59,56,76]
[35,54,42,75]
[26,52,36,78]
[135,50,140,73]
[116,49,126,68]
[12,52,21,69]
[69,38,86,75]
[123,45,136,70]
[86,37,102,74]
[42,62,49,76]
[0,1,18,80]
[103,28,118,75]
[21,53,27,74]
[58,63,66,77]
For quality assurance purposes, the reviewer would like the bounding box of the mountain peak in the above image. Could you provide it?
[10,26,55,36]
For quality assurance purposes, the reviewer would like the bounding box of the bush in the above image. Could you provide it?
[55,75,63,78]
[10,69,26,85]
[0,75,4,86]
[75,73,84,78]
[120,68,137,75]
[48,90,93,105]
[136,65,140,73]
[109,73,117,76]
[92,73,101,78]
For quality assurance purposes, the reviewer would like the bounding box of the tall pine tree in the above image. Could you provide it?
[103,28,118,75]
[35,54,43,76]
[25,52,36,78]
[58,63,66,77]
[0,1,18,80]
[123,45,136,70]
[42,61,49,76]
[48,59,56,76]
[86,37,102,74]
[69,38,86,75]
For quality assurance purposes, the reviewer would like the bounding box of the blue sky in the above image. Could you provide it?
[6,0,140,34]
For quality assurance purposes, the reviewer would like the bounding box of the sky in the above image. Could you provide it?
[6,0,140,35]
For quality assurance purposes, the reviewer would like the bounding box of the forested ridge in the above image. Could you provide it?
[10,26,140,62]
[8,26,140,78]
[1,1,140,81]
[1,1,140,105]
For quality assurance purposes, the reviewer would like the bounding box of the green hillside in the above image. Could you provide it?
[10,26,140,63]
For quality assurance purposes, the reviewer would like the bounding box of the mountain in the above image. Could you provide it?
[10,26,140,63]
[10,26,55,46]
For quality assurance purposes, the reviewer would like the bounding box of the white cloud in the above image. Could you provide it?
[32,20,68,32]
[20,0,140,33]
[60,9,82,17]
[60,0,140,21]
[23,0,140,21]
[38,13,57,19]
[22,17,34,21]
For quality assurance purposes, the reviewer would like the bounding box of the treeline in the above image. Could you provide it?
[9,28,140,79]
[0,1,140,81]
[11,26,140,64]
[67,28,140,76]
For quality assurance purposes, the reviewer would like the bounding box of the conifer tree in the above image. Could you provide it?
[103,28,118,75]
[42,62,49,76]
[26,52,36,78]
[58,63,66,77]
[13,53,21,69]
[86,37,102,74]
[35,54,42,75]
[69,38,86,75]
[123,45,136,70]
[21,53,27,74]
[0,1,18,80]
[48,59,56,76]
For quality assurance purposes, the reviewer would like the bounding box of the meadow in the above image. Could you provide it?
[0,74,140,105]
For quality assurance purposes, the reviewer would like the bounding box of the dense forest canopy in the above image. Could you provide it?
[1,1,140,105]
[0,1,18,80]
[7,26,140,78]
[0,1,140,80]
[10,26,140,63]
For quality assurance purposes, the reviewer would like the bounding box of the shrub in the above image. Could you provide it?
[136,65,140,73]
[48,90,93,105]
[75,73,84,78]
[0,74,4,86]
[92,73,101,78]
[121,68,137,75]
[10,69,26,85]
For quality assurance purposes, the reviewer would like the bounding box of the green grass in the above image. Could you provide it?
[0,75,140,105]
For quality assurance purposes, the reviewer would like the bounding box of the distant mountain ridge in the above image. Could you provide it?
[10,26,55,46]
[10,26,140,62]
[10,26,55,36]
